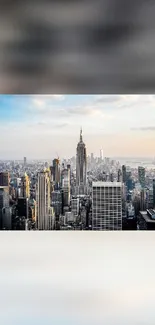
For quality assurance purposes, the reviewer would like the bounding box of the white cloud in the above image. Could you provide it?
[1,94,155,158]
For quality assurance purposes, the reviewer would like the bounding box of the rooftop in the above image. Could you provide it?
[92,181,122,187]
[139,211,155,223]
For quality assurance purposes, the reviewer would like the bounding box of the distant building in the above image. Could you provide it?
[61,166,70,206]
[76,128,87,194]
[20,173,30,198]
[122,165,126,184]
[29,199,37,223]
[24,157,27,166]
[71,197,80,216]
[53,158,60,184]
[0,172,9,187]
[118,169,122,182]
[65,211,75,223]
[92,182,122,230]
[126,171,133,192]
[110,173,114,182]
[51,190,62,216]
[0,187,11,230]
[17,197,29,219]
[153,179,155,208]
[140,189,146,211]
[138,166,145,188]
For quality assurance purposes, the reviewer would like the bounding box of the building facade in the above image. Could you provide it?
[76,129,87,194]
[92,182,122,230]
[138,166,145,188]
[61,166,70,206]
[37,169,54,230]
[20,173,30,198]
[52,158,60,184]
[0,172,9,187]
[153,179,155,208]
[0,186,11,230]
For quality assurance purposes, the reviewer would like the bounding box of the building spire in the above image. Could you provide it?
[80,127,83,142]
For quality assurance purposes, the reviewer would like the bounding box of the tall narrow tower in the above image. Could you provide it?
[76,128,87,194]
[37,169,54,230]
[21,173,30,199]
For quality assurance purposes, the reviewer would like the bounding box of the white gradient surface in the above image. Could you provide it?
[0,232,155,324]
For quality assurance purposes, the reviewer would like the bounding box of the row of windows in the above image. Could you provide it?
[93,194,122,197]
[92,201,122,205]
[93,196,122,199]
[92,208,122,211]
[93,187,121,191]
[93,227,122,230]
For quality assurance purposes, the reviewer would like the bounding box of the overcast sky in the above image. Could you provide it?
[0,94,155,159]
[0,232,155,325]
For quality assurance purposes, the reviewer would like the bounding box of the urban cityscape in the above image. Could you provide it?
[1,94,155,231]
[0,128,155,230]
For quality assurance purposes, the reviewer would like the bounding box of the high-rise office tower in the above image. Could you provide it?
[0,172,9,187]
[110,173,114,182]
[37,169,54,230]
[122,165,126,184]
[76,128,87,193]
[51,190,63,217]
[20,173,30,198]
[71,197,80,216]
[138,166,145,188]
[140,188,146,210]
[0,186,11,230]
[92,182,122,230]
[17,197,29,219]
[90,153,94,163]
[53,158,60,184]
[153,179,155,208]
[67,164,71,180]
[118,169,122,182]
[61,166,70,206]
[24,157,27,166]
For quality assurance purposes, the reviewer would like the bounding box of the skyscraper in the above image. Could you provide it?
[153,179,155,208]
[61,166,70,206]
[53,158,60,184]
[0,187,11,230]
[138,166,145,188]
[20,173,30,198]
[0,172,9,187]
[118,169,122,182]
[92,182,122,230]
[37,169,55,230]
[76,128,87,194]
[24,157,27,166]
[17,197,29,219]
[122,165,126,184]
[140,188,146,211]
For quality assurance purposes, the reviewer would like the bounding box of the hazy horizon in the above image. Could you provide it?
[0,94,155,159]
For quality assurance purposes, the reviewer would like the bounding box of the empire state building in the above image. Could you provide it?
[76,128,87,194]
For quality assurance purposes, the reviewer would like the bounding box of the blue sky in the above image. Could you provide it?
[0,94,155,159]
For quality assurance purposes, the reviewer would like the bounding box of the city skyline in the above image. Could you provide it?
[1,94,155,159]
